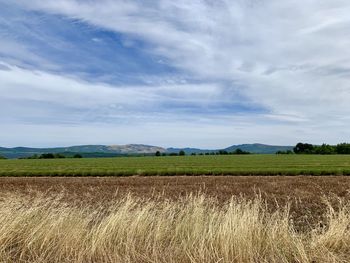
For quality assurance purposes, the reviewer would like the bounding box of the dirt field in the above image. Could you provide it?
[1,176,350,262]
[1,175,348,200]
[1,176,349,230]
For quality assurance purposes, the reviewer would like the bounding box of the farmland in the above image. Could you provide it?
[2,156,350,262]
[2,175,350,226]
[0,176,350,262]
[1,154,350,176]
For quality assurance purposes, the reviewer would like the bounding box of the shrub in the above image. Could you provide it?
[54,153,66,158]
[276,150,294,154]
[232,148,250,155]
[39,153,55,159]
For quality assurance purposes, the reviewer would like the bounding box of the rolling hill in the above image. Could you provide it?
[0,144,166,159]
[168,144,293,155]
[224,144,293,154]
[0,143,293,158]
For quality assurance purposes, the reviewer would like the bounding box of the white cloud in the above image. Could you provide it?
[1,63,349,148]
[14,1,350,116]
[0,38,59,70]
[0,63,231,124]
[2,0,350,146]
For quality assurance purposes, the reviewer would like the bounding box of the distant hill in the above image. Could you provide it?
[168,144,293,155]
[224,144,293,154]
[0,143,293,158]
[0,144,166,159]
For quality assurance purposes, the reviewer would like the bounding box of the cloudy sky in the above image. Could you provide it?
[1,0,350,148]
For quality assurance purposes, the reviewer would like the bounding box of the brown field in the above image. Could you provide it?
[1,176,350,262]
[2,175,349,200]
[1,176,349,227]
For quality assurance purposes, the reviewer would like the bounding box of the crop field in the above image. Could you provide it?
[2,156,350,262]
[1,154,350,176]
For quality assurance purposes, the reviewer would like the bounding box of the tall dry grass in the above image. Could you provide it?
[0,193,349,263]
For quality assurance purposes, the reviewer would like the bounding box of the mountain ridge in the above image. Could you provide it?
[0,143,294,158]
[168,143,293,154]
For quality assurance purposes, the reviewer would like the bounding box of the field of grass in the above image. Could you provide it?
[1,189,350,263]
[2,175,350,227]
[0,176,350,262]
[1,154,350,176]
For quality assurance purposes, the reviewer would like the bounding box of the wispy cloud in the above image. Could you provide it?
[0,63,257,127]
[1,0,350,147]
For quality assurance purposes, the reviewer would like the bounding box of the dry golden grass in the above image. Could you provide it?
[0,191,350,263]
[1,176,349,230]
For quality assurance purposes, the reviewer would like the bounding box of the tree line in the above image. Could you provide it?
[155,149,250,156]
[21,153,83,159]
[276,143,350,155]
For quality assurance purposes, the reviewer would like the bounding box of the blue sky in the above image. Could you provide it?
[1,0,350,148]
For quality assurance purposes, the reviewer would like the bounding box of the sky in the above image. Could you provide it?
[1,0,350,148]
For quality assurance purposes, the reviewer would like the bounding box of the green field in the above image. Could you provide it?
[1,155,350,176]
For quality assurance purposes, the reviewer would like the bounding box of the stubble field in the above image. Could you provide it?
[1,156,350,262]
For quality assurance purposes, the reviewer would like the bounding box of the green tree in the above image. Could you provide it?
[336,143,350,154]
[179,150,185,156]
[0,155,6,160]
[293,143,314,154]
[155,151,161,156]
[54,153,66,158]
[73,154,83,158]
[24,154,39,159]
[39,153,55,159]
[276,150,294,155]
[233,149,250,155]
[314,144,336,155]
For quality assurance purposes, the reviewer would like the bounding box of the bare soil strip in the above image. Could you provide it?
[0,176,349,229]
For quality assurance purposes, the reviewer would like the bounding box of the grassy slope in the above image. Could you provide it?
[1,155,350,176]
